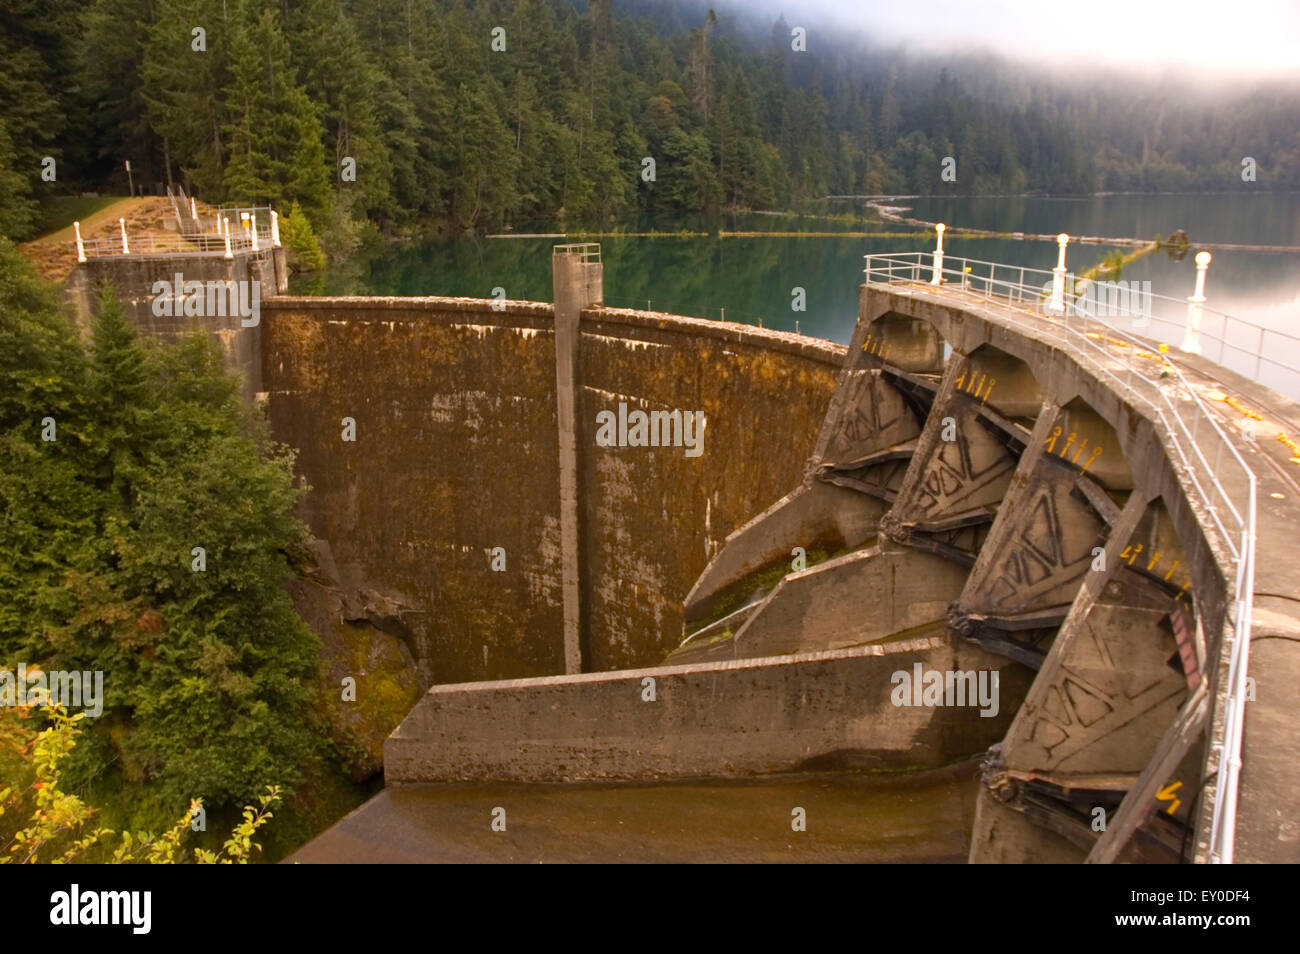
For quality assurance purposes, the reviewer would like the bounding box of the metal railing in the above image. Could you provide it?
[80,229,270,259]
[77,204,277,261]
[865,253,1300,401]
[864,251,1258,864]
[215,206,274,234]
[553,242,601,264]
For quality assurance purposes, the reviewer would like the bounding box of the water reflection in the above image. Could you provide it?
[290,195,1300,354]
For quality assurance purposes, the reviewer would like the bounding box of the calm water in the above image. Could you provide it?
[293,194,1300,354]
[291,763,981,863]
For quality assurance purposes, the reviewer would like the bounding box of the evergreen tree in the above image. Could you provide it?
[0,120,37,241]
[0,240,323,828]
[6,0,1300,236]
[222,2,329,214]
[141,0,232,197]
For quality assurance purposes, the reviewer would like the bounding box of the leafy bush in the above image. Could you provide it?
[1,703,280,864]
[0,237,323,833]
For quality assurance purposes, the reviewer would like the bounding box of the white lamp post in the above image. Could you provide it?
[251,212,260,251]
[271,209,281,247]
[930,223,946,285]
[1181,251,1212,355]
[223,218,234,259]
[1048,233,1069,314]
[119,218,129,254]
[74,221,86,263]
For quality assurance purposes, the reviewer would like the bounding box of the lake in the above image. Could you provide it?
[292,193,1300,368]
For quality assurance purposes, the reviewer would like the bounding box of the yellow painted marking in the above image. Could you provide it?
[1156,781,1183,815]
[1046,425,1062,453]
[1061,432,1077,458]
[1072,438,1088,464]
[1082,446,1103,473]
[982,378,996,403]
[1147,551,1162,571]
[1224,395,1263,421]
[1275,433,1300,466]
[1164,559,1180,581]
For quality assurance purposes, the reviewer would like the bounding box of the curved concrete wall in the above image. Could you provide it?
[261,297,841,685]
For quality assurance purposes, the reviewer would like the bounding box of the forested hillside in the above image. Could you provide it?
[0,234,355,852]
[2,0,1298,244]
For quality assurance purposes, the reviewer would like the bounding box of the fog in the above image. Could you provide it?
[721,0,1300,81]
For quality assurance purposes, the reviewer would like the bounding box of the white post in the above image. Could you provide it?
[1048,233,1069,314]
[251,212,260,251]
[119,217,129,255]
[1182,251,1212,355]
[223,218,234,259]
[930,223,946,285]
[74,221,86,263]
[271,209,281,247]
[189,196,197,219]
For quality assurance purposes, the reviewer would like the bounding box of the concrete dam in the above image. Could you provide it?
[74,232,1300,864]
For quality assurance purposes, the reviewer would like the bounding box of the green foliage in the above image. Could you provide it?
[280,201,326,271]
[8,1,1300,237]
[2,708,109,863]
[0,238,322,829]
[0,0,76,236]
[222,3,330,213]
[140,0,231,197]
[1,703,281,863]
[0,120,37,242]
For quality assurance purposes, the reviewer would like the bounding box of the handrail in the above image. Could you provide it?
[864,251,1300,398]
[80,231,271,258]
[78,199,276,260]
[553,242,601,264]
[864,251,1257,864]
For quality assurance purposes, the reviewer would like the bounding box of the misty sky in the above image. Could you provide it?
[744,0,1300,79]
